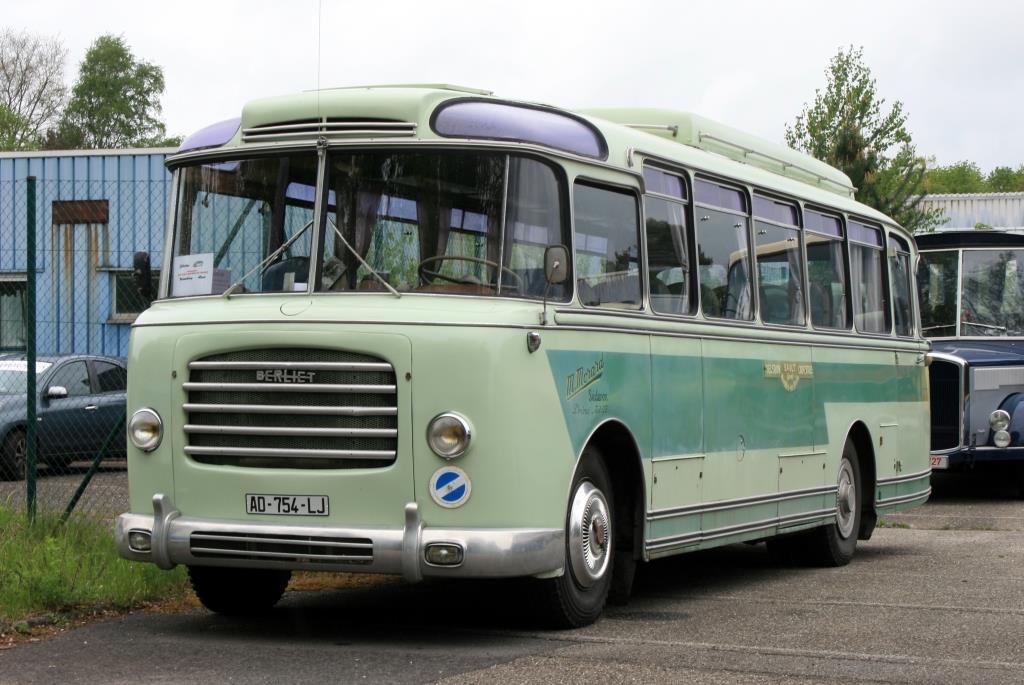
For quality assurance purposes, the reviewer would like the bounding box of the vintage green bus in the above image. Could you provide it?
[115,85,930,627]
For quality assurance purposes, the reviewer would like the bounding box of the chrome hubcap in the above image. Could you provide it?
[836,458,857,538]
[568,481,611,587]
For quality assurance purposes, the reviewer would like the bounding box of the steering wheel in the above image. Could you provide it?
[417,255,523,293]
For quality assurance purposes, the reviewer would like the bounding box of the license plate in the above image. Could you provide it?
[245,494,329,516]
[930,455,949,470]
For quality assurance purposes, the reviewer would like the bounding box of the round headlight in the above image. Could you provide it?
[990,409,1011,432]
[426,412,471,459]
[129,408,163,452]
[994,430,1012,448]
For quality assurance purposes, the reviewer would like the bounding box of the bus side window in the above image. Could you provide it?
[850,221,890,334]
[694,178,752,321]
[889,234,914,336]
[753,195,804,326]
[573,183,641,308]
[643,165,691,315]
[805,209,849,330]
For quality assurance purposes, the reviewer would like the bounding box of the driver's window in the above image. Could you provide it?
[48,361,91,397]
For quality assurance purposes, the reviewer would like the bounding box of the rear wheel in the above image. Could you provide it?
[768,437,861,567]
[537,448,614,628]
[188,566,291,615]
[0,429,26,481]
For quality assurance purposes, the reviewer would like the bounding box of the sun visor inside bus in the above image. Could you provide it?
[431,100,607,160]
[178,118,242,153]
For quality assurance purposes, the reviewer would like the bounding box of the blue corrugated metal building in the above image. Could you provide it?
[0,148,174,357]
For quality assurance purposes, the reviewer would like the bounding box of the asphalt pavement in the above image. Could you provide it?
[1,470,1022,685]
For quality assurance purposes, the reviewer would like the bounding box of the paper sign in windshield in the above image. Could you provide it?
[172,253,231,296]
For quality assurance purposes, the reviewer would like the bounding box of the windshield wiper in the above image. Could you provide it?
[329,222,401,298]
[222,220,312,298]
[961,320,1007,334]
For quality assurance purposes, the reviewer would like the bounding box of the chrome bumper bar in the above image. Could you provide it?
[115,494,564,582]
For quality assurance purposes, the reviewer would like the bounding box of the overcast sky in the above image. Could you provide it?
[6,0,1022,171]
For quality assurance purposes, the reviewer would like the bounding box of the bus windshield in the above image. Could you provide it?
[919,248,1024,337]
[168,151,569,300]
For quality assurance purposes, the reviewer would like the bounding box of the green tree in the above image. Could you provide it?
[986,165,1024,192]
[923,161,987,194]
[0,29,67,149]
[51,34,168,149]
[786,46,942,232]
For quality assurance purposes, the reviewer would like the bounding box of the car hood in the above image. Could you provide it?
[931,340,1024,367]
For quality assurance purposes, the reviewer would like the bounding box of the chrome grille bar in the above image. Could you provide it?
[242,121,417,134]
[183,381,396,394]
[182,403,393,413]
[184,424,398,438]
[184,445,396,460]
[188,361,393,372]
[183,403,397,416]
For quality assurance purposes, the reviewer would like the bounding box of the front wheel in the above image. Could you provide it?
[188,566,292,615]
[0,429,26,481]
[537,448,614,628]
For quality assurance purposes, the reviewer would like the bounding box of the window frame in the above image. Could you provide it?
[751,192,807,329]
[89,358,128,394]
[693,175,755,323]
[571,177,644,311]
[848,217,892,336]
[641,163,696,318]
[887,232,916,338]
[109,269,161,324]
[804,205,852,332]
[0,274,27,352]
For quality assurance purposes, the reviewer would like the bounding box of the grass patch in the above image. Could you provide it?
[876,518,912,529]
[0,507,189,623]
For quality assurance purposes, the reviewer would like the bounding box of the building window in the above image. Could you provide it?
[0,278,26,350]
[110,270,159,323]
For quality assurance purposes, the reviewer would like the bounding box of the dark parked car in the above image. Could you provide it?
[916,230,1024,485]
[0,354,127,480]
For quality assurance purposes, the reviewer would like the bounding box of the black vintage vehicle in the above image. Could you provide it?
[0,354,128,480]
[916,230,1024,484]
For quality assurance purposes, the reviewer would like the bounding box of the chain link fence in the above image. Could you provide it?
[0,176,169,521]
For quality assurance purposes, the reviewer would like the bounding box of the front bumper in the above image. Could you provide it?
[115,494,564,582]
[931,446,1024,470]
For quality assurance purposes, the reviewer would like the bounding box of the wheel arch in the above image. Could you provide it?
[575,419,646,565]
[845,420,877,540]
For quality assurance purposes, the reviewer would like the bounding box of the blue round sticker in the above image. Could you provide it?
[430,466,471,508]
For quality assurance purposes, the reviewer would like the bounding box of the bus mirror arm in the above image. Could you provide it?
[541,245,569,325]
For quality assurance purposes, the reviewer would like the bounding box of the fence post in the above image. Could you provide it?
[25,176,37,522]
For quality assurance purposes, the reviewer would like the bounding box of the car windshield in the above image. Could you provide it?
[961,249,1024,336]
[919,248,1024,337]
[168,150,570,300]
[0,361,53,393]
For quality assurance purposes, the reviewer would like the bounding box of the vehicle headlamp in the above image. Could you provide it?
[426,412,471,459]
[989,409,1011,432]
[129,408,163,452]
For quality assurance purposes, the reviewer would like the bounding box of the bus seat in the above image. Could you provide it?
[262,256,309,292]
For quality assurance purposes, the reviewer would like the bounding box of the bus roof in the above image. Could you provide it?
[172,85,902,236]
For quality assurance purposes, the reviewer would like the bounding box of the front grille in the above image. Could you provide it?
[190,531,373,565]
[184,349,398,469]
[929,359,962,451]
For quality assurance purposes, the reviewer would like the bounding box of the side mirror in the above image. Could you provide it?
[133,251,153,302]
[544,245,569,285]
[45,386,68,400]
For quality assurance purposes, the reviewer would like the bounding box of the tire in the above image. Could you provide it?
[537,447,615,628]
[188,566,291,616]
[767,437,862,567]
[0,429,27,481]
